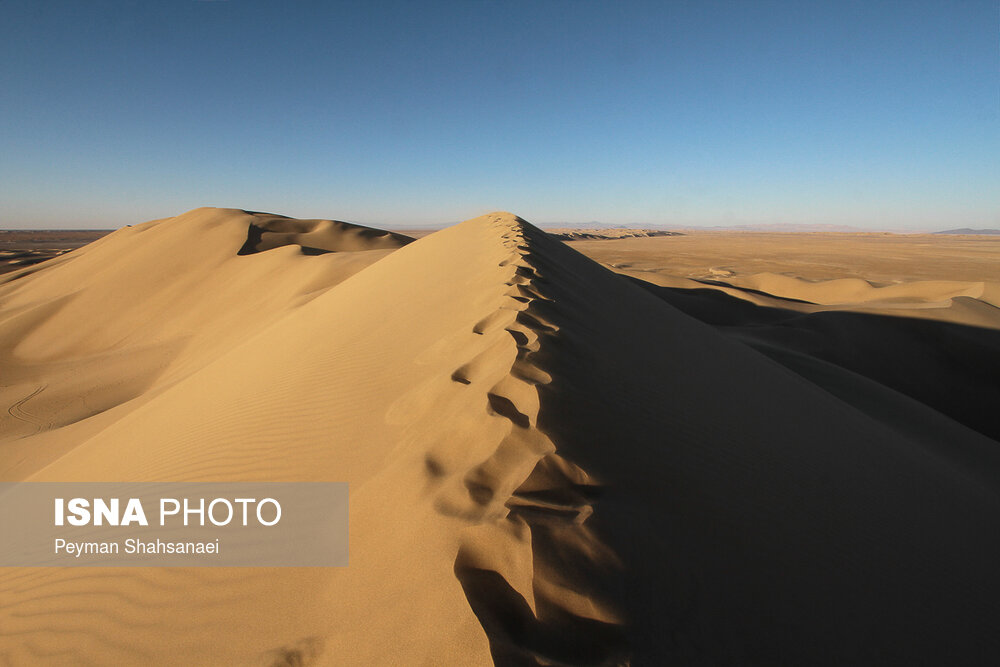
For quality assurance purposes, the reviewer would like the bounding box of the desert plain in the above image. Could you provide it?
[1,208,999,665]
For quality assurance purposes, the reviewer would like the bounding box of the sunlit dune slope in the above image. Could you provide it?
[0,208,411,473]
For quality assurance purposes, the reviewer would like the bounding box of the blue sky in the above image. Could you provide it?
[1,0,997,229]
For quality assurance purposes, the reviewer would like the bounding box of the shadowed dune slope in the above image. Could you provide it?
[629,280,1000,443]
[1,213,998,665]
[236,211,413,255]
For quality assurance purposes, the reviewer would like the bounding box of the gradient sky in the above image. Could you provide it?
[1,0,997,229]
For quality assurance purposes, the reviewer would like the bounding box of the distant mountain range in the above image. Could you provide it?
[539,222,868,233]
[685,223,869,233]
[542,222,1000,235]
[934,228,1000,235]
[544,228,682,241]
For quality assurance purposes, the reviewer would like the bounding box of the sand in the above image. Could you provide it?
[0,230,109,275]
[1,209,999,665]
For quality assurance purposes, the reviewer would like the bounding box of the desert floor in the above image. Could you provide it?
[0,230,109,274]
[567,229,1000,283]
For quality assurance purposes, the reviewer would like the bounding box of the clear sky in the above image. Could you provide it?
[1,0,997,230]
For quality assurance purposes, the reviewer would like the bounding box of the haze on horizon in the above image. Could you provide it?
[1,0,997,231]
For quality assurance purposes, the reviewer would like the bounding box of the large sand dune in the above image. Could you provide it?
[1,209,999,665]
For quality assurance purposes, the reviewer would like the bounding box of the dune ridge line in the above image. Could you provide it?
[433,214,627,665]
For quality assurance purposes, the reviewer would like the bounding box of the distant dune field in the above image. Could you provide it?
[0,230,110,274]
[1,209,999,665]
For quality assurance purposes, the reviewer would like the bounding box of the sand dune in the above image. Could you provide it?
[609,267,1000,330]
[0,208,409,458]
[1,210,999,665]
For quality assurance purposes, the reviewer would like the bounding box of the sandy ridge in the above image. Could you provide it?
[440,215,627,665]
